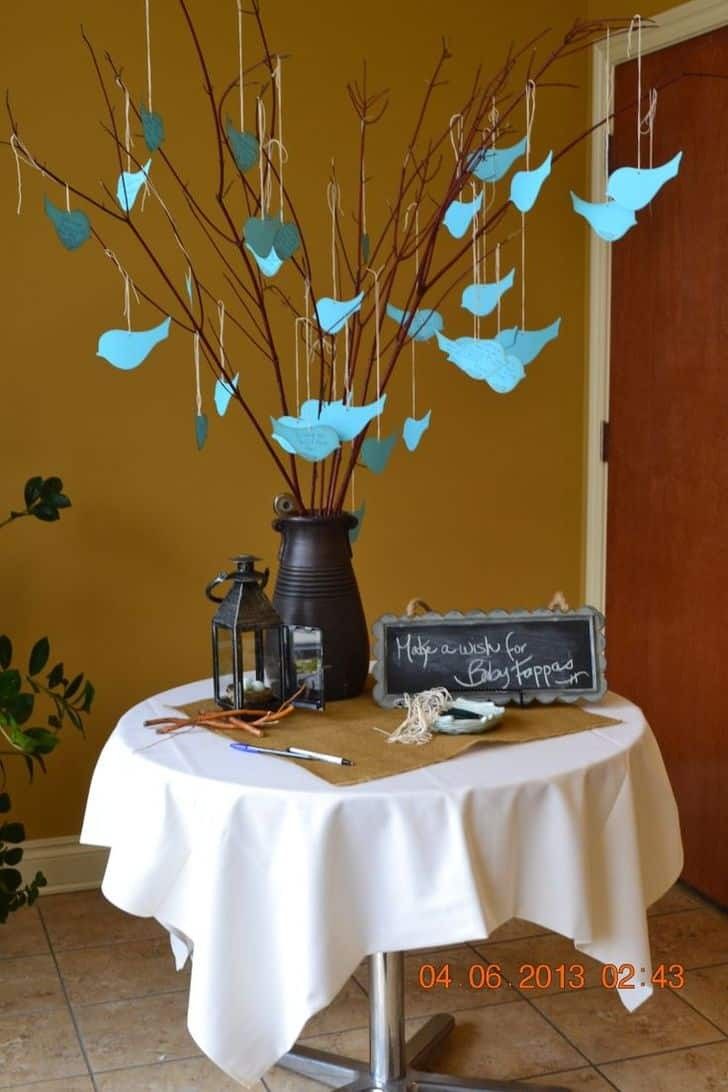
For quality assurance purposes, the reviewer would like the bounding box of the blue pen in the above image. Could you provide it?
[230,742,354,766]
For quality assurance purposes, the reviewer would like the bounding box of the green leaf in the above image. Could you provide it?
[29,637,50,677]
[0,868,22,892]
[81,681,95,713]
[0,822,25,843]
[27,886,38,906]
[47,663,65,689]
[64,674,83,701]
[3,848,22,866]
[0,670,21,702]
[23,476,43,507]
[9,728,36,754]
[47,714,61,730]
[0,793,10,813]
[8,692,33,726]
[41,477,63,497]
[31,504,60,522]
[23,729,59,756]
[0,636,12,671]
[48,493,71,509]
[34,871,47,887]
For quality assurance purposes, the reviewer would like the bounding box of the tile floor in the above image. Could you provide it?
[0,883,726,1090]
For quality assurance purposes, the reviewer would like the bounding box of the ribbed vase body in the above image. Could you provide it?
[272,514,369,701]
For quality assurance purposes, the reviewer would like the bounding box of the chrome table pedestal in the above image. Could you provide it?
[278,952,569,1091]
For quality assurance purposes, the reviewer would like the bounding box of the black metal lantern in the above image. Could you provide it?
[205,556,288,710]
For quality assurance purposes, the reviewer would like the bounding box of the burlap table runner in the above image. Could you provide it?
[176,689,621,786]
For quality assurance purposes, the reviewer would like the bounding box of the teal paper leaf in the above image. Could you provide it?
[360,434,397,474]
[140,105,165,152]
[195,412,208,450]
[226,120,260,172]
[273,222,301,260]
[244,216,281,258]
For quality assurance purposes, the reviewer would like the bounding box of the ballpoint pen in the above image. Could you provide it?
[230,742,354,767]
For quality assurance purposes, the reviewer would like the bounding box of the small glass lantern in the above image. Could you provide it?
[205,555,288,710]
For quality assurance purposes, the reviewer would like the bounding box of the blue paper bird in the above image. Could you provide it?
[214,373,239,416]
[461,269,516,317]
[606,151,683,212]
[245,244,284,278]
[570,193,637,242]
[486,354,525,393]
[116,159,151,212]
[436,331,508,381]
[97,317,171,371]
[43,196,91,251]
[271,418,340,462]
[385,304,443,342]
[495,318,562,366]
[469,136,528,183]
[402,410,432,451]
[443,192,483,238]
[140,106,165,152]
[360,433,397,474]
[315,293,365,335]
[299,395,386,442]
[510,151,553,213]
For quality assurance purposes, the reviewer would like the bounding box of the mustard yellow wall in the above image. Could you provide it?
[2,0,598,838]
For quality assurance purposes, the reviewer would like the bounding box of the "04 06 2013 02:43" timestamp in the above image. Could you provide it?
[417,962,686,992]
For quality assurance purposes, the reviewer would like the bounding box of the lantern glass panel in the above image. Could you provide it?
[216,627,235,701]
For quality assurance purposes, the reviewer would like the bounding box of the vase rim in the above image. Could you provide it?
[273,511,357,530]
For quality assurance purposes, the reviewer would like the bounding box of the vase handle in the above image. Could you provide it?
[205,571,229,603]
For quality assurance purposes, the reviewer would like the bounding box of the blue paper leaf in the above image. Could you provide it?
[299,396,386,442]
[403,410,431,451]
[140,105,165,152]
[442,192,483,238]
[214,373,239,416]
[495,318,562,366]
[360,433,397,474]
[226,120,260,172]
[43,196,91,251]
[469,136,528,183]
[349,503,366,544]
[273,222,301,260]
[96,316,171,370]
[509,151,552,214]
[385,304,443,342]
[271,417,340,462]
[244,216,280,257]
[461,269,515,317]
[116,159,151,212]
[315,292,365,335]
[570,193,637,242]
[195,412,208,451]
[606,151,683,212]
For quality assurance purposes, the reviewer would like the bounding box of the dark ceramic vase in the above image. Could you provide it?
[272,513,369,701]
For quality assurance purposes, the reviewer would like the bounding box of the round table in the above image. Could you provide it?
[81,681,682,1090]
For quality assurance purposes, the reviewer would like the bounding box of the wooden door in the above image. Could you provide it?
[606,26,728,906]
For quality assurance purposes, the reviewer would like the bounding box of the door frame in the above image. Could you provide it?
[584,0,728,609]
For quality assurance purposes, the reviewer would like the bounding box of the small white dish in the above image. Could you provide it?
[434,700,505,735]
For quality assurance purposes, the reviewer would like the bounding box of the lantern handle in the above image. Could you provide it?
[205,571,229,603]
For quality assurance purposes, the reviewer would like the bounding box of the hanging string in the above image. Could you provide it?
[217,300,226,373]
[65,184,71,213]
[360,120,368,241]
[9,133,47,215]
[495,243,502,335]
[471,181,480,339]
[627,15,643,168]
[331,337,337,401]
[194,332,202,416]
[604,27,612,190]
[144,0,153,111]
[257,98,266,217]
[641,88,658,169]
[236,0,245,129]
[449,112,464,164]
[104,249,139,332]
[294,316,304,413]
[124,86,133,172]
[404,203,420,415]
[326,176,341,294]
[367,266,383,438]
[521,81,536,331]
[274,56,284,219]
[344,320,351,403]
[304,281,312,401]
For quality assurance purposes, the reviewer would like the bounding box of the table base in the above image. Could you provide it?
[279,953,568,1091]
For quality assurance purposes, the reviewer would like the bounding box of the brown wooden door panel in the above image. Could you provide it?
[607,26,728,905]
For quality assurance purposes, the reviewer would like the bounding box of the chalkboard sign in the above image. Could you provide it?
[372,608,606,707]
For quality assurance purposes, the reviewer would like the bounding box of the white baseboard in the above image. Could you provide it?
[19,836,108,895]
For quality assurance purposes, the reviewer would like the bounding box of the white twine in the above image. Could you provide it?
[367,266,383,438]
[274,55,284,218]
[641,87,658,169]
[217,299,226,371]
[449,112,464,163]
[237,0,245,129]
[361,119,368,238]
[104,248,139,332]
[495,243,502,335]
[144,0,153,111]
[294,315,308,414]
[403,202,420,415]
[385,687,452,745]
[627,15,643,168]
[194,331,202,416]
[9,133,48,215]
[266,137,287,220]
[124,86,133,173]
[65,183,71,213]
[304,281,312,401]
[344,319,350,402]
[331,336,337,401]
[257,98,267,217]
[604,27,613,190]
[327,176,341,293]
[471,181,480,339]
[522,81,536,330]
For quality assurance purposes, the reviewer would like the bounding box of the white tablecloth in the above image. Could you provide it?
[81,681,682,1087]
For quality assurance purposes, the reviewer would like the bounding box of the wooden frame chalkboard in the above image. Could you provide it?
[372,607,606,707]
